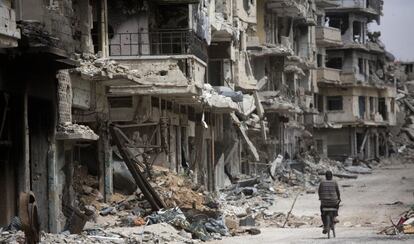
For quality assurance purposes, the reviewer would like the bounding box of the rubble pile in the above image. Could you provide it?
[380,205,414,235]
[73,165,232,241]
[200,84,240,111]
[19,20,59,48]
[75,54,134,80]
[269,153,351,190]
[151,167,206,210]
[391,86,414,160]
[216,175,319,233]
[74,54,187,86]
[56,122,99,140]
[0,223,197,244]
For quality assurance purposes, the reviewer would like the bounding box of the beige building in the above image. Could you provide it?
[310,0,397,161]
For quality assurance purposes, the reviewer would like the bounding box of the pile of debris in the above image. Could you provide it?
[390,79,414,160]
[0,223,198,244]
[215,174,320,235]
[18,20,59,48]
[380,205,414,235]
[269,153,354,191]
[200,84,240,112]
[151,167,206,210]
[74,53,188,87]
[56,122,99,140]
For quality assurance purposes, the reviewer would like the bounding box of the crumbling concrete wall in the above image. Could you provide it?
[18,0,93,54]
[0,0,20,48]
[57,70,73,124]
[314,127,352,160]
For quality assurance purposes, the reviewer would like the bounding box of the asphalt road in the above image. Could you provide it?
[211,227,414,244]
[212,161,414,243]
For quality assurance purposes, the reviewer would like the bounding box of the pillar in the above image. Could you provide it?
[98,118,113,202]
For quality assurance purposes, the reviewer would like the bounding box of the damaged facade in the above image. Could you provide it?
[0,0,397,237]
[310,0,397,161]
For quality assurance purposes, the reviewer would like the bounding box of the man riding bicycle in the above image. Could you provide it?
[318,170,341,234]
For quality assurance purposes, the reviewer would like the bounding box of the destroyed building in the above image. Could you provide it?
[309,0,397,161]
[0,0,399,238]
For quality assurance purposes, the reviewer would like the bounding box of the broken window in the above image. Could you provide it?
[406,64,414,74]
[353,21,364,43]
[317,54,323,68]
[277,17,291,44]
[208,60,224,86]
[326,14,349,35]
[358,58,365,74]
[314,94,324,113]
[327,96,343,111]
[316,139,324,155]
[359,96,366,118]
[326,57,342,70]
[369,97,374,114]
[378,98,387,121]
[108,96,133,108]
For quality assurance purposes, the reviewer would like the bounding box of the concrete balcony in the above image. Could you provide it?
[326,0,382,16]
[317,67,341,85]
[0,4,21,48]
[108,30,207,62]
[316,26,342,47]
[267,0,308,19]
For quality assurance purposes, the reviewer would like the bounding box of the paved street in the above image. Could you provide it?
[212,162,414,243]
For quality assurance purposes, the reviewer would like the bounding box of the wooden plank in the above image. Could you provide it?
[404,99,414,113]
[230,113,260,161]
[110,126,165,211]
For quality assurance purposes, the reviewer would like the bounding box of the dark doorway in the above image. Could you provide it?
[28,97,54,231]
[359,96,366,119]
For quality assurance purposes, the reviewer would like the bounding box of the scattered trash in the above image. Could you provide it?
[380,206,414,235]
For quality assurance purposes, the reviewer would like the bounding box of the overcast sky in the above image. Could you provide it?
[369,0,414,61]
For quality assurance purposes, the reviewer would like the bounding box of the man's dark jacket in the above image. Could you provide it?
[318,179,340,206]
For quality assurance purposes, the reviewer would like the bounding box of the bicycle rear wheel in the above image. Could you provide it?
[326,215,331,239]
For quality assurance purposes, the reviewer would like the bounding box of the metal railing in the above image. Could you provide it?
[109,29,207,61]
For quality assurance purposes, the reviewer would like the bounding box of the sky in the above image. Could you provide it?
[369,0,414,61]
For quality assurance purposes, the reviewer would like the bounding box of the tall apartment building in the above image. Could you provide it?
[310,0,397,161]
[245,0,318,170]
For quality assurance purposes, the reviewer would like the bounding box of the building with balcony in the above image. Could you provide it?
[243,0,319,171]
[0,0,20,48]
[311,0,396,161]
[0,0,97,232]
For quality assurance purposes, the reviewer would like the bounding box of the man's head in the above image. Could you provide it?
[325,170,333,180]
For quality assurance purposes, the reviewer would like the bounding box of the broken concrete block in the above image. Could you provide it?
[403,224,414,234]
[225,217,239,230]
[246,228,261,235]
[344,166,372,175]
[239,216,255,226]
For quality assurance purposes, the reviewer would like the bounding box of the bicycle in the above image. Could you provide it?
[322,207,337,239]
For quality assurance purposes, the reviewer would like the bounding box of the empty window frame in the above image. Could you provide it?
[108,96,133,108]
[369,97,374,113]
[327,96,343,111]
[359,96,366,118]
[208,60,224,86]
[326,57,342,69]
[378,97,387,120]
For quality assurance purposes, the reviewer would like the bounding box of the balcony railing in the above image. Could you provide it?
[267,0,308,18]
[317,67,341,84]
[316,26,342,47]
[329,0,382,14]
[109,29,207,61]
